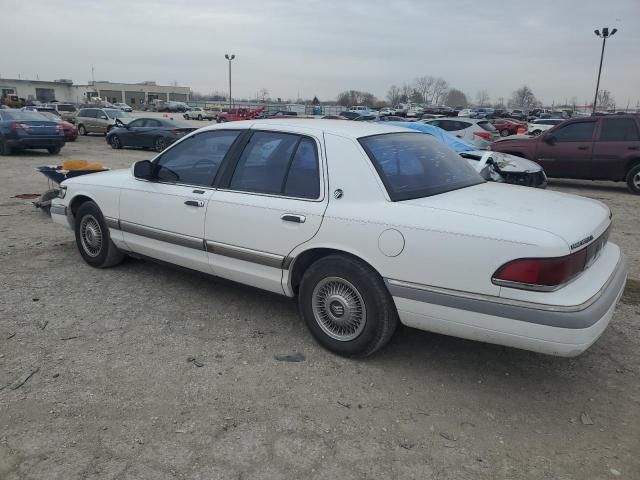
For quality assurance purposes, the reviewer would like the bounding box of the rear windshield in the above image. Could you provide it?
[56,104,76,112]
[477,121,497,132]
[359,132,484,201]
[1,110,50,121]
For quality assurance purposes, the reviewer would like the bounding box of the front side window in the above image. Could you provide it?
[127,119,145,128]
[155,130,241,186]
[553,122,595,142]
[359,132,484,201]
[599,118,640,141]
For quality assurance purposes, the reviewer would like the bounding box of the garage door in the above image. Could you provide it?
[35,88,55,102]
[169,93,187,101]
[125,91,145,106]
[100,90,123,103]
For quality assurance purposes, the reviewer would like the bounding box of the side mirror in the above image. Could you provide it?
[132,160,154,180]
[544,134,557,144]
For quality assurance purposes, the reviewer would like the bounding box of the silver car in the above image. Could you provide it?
[422,117,499,149]
[76,108,134,136]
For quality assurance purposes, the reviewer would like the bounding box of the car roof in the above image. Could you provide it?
[431,116,485,123]
[198,119,413,138]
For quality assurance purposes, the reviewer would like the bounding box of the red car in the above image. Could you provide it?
[490,115,640,193]
[217,106,265,123]
[39,111,78,142]
[491,118,527,137]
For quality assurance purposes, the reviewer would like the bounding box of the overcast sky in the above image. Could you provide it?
[3,0,639,106]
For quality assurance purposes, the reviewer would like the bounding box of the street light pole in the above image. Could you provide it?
[224,54,235,111]
[592,27,617,114]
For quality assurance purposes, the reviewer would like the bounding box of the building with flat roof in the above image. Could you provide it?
[0,78,190,106]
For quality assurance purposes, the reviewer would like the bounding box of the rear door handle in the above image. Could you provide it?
[281,214,306,223]
[577,146,589,150]
[184,200,204,207]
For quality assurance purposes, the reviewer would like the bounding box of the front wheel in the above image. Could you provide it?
[74,201,124,268]
[500,129,509,137]
[218,117,226,123]
[183,114,189,120]
[197,114,203,121]
[298,255,398,357]
[78,124,88,136]
[110,135,122,149]
[154,136,166,152]
[48,146,61,154]
[626,164,640,194]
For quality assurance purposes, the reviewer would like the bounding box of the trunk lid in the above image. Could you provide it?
[402,182,610,249]
[19,120,61,137]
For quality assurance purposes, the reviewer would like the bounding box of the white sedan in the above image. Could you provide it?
[50,120,626,357]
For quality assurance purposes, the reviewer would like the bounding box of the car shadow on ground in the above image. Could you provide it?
[547,179,630,195]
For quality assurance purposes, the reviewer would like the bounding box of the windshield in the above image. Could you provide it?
[104,109,132,119]
[56,104,76,112]
[359,132,484,201]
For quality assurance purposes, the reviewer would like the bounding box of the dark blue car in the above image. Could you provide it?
[0,109,65,155]
[106,117,197,152]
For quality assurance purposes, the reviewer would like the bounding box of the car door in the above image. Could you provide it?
[118,118,145,146]
[133,119,161,148]
[119,129,243,273]
[205,128,327,294]
[591,117,640,181]
[534,120,596,178]
[82,109,97,132]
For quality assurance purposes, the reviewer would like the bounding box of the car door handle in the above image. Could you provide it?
[281,214,306,223]
[184,200,204,207]
[577,146,589,150]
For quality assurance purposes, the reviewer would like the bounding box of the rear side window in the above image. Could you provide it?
[599,118,640,141]
[57,104,76,112]
[553,122,595,142]
[478,121,497,132]
[230,131,320,198]
[359,132,484,201]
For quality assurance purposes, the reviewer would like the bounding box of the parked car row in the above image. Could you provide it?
[0,109,65,155]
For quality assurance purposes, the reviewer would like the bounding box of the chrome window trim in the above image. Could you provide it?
[214,188,324,203]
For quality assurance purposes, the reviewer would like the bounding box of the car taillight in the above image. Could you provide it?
[10,122,30,130]
[474,131,493,140]
[492,249,588,291]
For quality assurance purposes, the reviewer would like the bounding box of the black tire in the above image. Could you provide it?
[500,129,510,137]
[78,124,88,136]
[197,114,203,121]
[218,117,226,123]
[105,125,113,136]
[183,114,189,120]
[154,136,166,152]
[0,139,12,155]
[110,135,122,149]
[74,201,124,268]
[626,163,640,194]
[298,255,398,357]
[47,146,61,154]
[531,130,541,136]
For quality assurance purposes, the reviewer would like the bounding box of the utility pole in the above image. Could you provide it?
[592,27,618,114]
[224,54,235,111]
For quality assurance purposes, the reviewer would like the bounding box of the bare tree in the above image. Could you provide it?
[509,85,538,111]
[596,89,615,110]
[258,88,269,102]
[475,90,490,107]
[401,83,413,104]
[444,89,468,108]
[430,77,449,105]
[387,85,401,106]
[414,76,435,104]
[337,90,377,107]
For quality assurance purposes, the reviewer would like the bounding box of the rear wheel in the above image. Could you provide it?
[110,135,122,149]
[74,201,124,268]
[47,146,61,154]
[531,129,541,136]
[78,124,88,136]
[626,164,640,194]
[197,114,203,120]
[154,136,166,152]
[298,255,398,357]
[183,114,189,120]
[218,117,226,123]
[500,129,510,137]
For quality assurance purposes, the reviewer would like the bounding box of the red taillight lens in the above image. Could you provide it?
[473,131,492,140]
[493,249,587,290]
[10,122,30,130]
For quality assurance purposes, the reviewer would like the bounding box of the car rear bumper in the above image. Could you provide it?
[6,137,65,149]
[386,252,627,357]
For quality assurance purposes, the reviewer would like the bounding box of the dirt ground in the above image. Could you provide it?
[1,120,639,480]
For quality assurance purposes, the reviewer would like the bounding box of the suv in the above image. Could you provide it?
[183,107,215,121]
[44,103,77,123]
[76,108,134,135]
[491,115,640,193]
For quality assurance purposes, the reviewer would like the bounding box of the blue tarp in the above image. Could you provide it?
[379,121,476,152]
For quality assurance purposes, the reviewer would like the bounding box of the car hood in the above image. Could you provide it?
[460,151,542,172]
[401,182,610,249]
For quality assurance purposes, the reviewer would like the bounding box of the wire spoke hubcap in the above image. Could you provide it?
[312,277,366,341]
[633,172,640,189]
[80,214,103,257]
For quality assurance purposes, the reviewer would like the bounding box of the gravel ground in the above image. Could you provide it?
[1,123,639,480]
